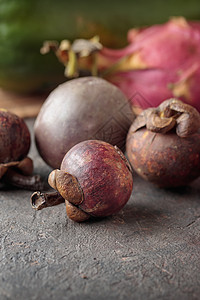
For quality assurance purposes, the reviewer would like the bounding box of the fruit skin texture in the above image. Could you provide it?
[60,140,133,218]
[126,129,200,188]
[34,76,134,169]
[0,109,30,163]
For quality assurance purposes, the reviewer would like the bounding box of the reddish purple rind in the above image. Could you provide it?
[0,110,30,163]
[61,140,133,217]
[126,127,200,187]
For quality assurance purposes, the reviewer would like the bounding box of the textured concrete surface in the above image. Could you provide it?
[0,119,200,300]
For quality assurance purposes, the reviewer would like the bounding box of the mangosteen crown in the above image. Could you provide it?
[129,98,200,137]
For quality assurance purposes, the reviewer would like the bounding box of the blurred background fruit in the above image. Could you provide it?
[0,0,200,94]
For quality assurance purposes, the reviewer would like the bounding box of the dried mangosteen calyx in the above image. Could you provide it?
[17,157,34,176]
[48,169,89,222]
[130,99,200,137]
[65,200,90,222]
[31,169,89,222]
[163,99,200,137]
[48,170,84,206]
[146,109,176,134]
[0,157,43,190]
[0,161,19,179]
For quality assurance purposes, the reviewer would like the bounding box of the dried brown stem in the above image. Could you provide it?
[31,190,89,222]
[31,191,65,210]
[3,168,43,191]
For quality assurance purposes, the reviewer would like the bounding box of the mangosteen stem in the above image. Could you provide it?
[31,191,65,210]
[3,168,43,191]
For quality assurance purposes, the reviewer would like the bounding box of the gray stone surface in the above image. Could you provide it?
[0,119,200,300]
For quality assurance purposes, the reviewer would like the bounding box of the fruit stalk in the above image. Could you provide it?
[4,169,43,191]
[31,191,65,210]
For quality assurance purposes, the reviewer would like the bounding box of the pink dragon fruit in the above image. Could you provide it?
[41,17,200,112]
[99,17,200,111]
[107,62,200,111]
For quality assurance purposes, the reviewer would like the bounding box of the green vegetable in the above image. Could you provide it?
[0,0,199,93]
